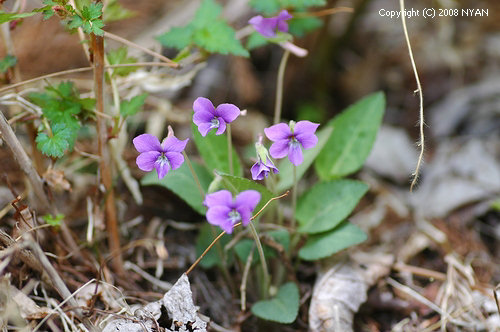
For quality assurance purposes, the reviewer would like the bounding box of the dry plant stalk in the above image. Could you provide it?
[91,29,124,275]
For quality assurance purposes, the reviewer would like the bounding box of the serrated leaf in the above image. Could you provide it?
[192,21,249,56]
[289,16,322,37]
[141,160,212,215]
[276,126,332,192]
[246,32,268,50]
[156,25,194,50]
[36,124,73,158]
[81,3,102,20]
[91,19,104,36]
[0,55,17,73]
[195,223,234,268]
[120,93,148,117]
[252,282,299,323]
[315,92,385,179]
[0,11,37,24]
[296,180,368,234]
[218,173,273,213]
[192,0,222,29]
[68,14,83,29]
[191,123,242,177]
[298,221,367,260]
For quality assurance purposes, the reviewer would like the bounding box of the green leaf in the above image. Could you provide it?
[285,0,326,7]
[0,11,36,24]
[246,32,268,50]
[299,221,367,260]
[103,0,135,23]
[218,173,273,213]
[191,123,242,177]
[276,125,332,192]
[68,14,83,29]
[90,19,104,36]
[315,92,385,179]
[81,3,102,20]
[107,47,139,76]
[36,124,73,158]
[234,229,290,263]
[195,223,234,268]
[42,213,64,227]
[0,55,17,73]
[252,282,299,323]
[141,160,212,215]
[192,0,222,28]
[248,0,281,15]
[156,25,194,50]
[296,180,368,234]
[120,93,148,117]
[289,16,322,37]
[192,21,249,57]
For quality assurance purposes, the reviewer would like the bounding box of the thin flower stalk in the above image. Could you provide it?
[227,123,233,175]
[248,221,270,298]
[274,49,290,124]
[182,150,205,199]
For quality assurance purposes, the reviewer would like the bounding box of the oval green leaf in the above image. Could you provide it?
[315,92,385,179]
[299,221,367,261]
[297,180,368,234]
[251,282,299,324]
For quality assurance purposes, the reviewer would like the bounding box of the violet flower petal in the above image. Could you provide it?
[193,97,215,115]
[133,134,162,153]
[235,190,261,212]
[249,15,277,38]
[266,158,279,174]
[238,207,252,226]
[269,140,289,159]
[276,10,292,32]
[193,110,215,126]
[206,206,233,233]
[294,121,319,149]
[136,151,161,171]
[251,161,268,180]
[288,143,303,166]
[215,103,240,123]
[155,159,171,179]
[162,137,189,153]
[197,123,213,137]
[264,123,291,141]
[215,117,227,135]
[204,190,233,208]
[165,152,184,170]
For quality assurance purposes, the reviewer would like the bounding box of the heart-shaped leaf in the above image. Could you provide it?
[141,160,212,215]
[297,180,368,234]
[299,221,367,261]
[218,173,274,213]
[251,282,299,323]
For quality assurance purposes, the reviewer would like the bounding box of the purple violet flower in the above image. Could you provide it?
[133,133,188,179]
[204,190,261,234]
[193,97,241,137]
[264,120,319,166]
[249,10,292,38]
[251,136,279,180]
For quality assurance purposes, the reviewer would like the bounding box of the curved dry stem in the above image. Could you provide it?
[0,62,179,95]
[294,7,354,18]
[400,0,425,191]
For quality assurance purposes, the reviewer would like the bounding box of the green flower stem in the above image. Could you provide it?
[248,221,270,298]
[182,151,205,199]
[227,123,233,175]
[291,165,297,230]
[273,49,290,124]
